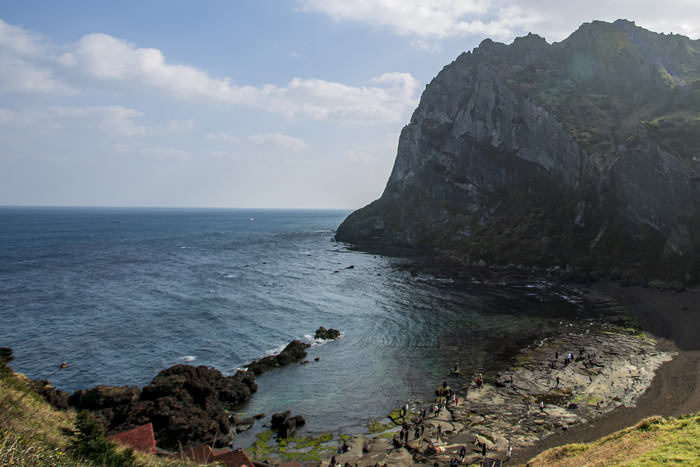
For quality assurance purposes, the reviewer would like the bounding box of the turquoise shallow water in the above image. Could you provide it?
[0,206,598,443]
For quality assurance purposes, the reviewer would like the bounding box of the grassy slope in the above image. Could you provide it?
[525,413,700,466]
[0,360,193,467]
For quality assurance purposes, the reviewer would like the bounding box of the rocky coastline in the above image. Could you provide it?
[315,318,673,466]
[26,268,698,466]
[234,258,697,466]
[30,326,341,452]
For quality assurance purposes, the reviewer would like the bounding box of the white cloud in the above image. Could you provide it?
[57,31,417,123]
[0,20,419,124]
[299,0,700,43]
[207,131,310,151]
[0,19,78,95]
[0,18,46,57]
[299,0,521,40]
[247,133,309,151]
[162,119,196,134]
[141,146,191,161]
[49,106,150,137]
[206,132,240,142]
[0,105,149,137]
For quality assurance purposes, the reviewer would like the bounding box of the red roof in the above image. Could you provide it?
[182,445,254,467]
[110,423,157,455]
[279,461,306,467]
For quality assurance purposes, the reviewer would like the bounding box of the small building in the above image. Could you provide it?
[110,423,157,455]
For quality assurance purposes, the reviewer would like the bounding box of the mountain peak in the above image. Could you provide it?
[337,20,700,283]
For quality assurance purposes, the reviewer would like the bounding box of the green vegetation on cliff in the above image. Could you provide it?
[0,352,192,467]
[527,413,700,465]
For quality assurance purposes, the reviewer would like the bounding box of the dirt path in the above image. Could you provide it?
[511,284,700,465]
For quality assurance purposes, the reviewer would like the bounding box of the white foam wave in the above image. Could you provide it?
[179,355,196,362]
[308,332,344,346]
[265,343,288,356]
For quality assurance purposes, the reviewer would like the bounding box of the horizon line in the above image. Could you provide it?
[0,204,358,211]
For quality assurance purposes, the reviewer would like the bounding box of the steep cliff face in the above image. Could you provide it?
[337,20,700,282]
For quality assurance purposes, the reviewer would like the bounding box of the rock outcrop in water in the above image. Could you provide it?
[314,326,341,340]
[337,20,700,283]
[245,339,312,375]
[43,336,319,450]
[64,365,257,450]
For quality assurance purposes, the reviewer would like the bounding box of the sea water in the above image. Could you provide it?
[0,207,597,443]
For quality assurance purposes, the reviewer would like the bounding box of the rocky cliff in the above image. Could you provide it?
[337,20,700,283]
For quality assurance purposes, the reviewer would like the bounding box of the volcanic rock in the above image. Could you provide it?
[314,326,341,340]
[245,340,311,375]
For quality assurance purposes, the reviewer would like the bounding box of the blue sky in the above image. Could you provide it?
[2,1,699,209]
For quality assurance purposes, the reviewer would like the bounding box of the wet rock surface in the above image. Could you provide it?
[315,308,673,466]
[245,340,312,375]
[271,411,306,439]
[314,326,341,340]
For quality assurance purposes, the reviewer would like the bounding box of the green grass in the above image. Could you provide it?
[528,413,700,465]
[0,357,194,467]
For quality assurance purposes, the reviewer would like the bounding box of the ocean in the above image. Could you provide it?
[0,207,598,444]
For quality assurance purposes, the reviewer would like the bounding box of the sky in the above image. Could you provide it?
[1,1,700,209]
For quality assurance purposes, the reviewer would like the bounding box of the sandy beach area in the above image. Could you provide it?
[511,282,700,464]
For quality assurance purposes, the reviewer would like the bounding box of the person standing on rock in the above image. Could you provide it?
[506,445,512,462]
[460,446,466,463]
[482,442,487,457]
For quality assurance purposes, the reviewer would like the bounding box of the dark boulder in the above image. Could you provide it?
[245,340,311,375]
[314,326,341,340]
[68,385,140,411]
[271,411,305,439]
[31,379,70,409]
[0,347,14,364]
[235,417,255,433]
[276,340,311,365]
[140,364,256,407]
[67,364,257,451]
[270,411,291,430]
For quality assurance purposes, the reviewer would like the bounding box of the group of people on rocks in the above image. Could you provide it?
[554,347,597,368]
[384,370,517,466]
[398,419,426,444]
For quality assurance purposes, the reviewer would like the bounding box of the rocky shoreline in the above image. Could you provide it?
[240,279,683,467]
[29,326,341,451]
[316,320,672,466]
[26,265,694,465]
